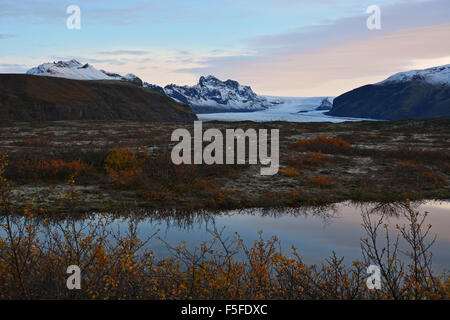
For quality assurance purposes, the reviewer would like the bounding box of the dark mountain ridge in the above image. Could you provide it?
[0,74,197,122]
[328,81,450,120]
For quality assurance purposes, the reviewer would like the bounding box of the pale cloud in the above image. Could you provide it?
[96,50,150,56]
[406,56,450,70]
[229,23,450,96]
[170,0,450,95]
[0,34,16,39]
[248,0,449,55]
[0,63,28,73]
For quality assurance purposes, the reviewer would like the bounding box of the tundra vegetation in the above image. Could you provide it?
[0,119,448,212]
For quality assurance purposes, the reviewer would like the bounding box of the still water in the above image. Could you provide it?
[105,200,450,272]
[3,201,450,272]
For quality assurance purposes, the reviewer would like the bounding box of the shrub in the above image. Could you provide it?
[393,161,446,188]
[396,161,416,168]
[7,157,90,182]
[419,170,446,187]
[280,168,300,177]
[303,152,327,167]
[288,152,327,169]
[104,148,143,188]
[309,176,334,187]
[289,136,350,154]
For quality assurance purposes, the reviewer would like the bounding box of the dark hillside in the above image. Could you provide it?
[0,74,197,122]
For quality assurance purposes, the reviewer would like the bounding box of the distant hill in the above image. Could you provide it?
[0,74,197,122]
[328,65,450,120]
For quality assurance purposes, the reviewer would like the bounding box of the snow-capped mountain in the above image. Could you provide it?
[378,64,450,86]
[27,60,143,86]
[159,75,274,113]
[329,64,450,120]
[26,61,271,113]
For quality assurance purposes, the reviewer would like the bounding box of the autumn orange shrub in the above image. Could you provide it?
[397,161,416,168]
[14,158,90,181]
[289,136,350,154]
[217,188,239,204]
[20,138,55,148]
[142,186,170,201]
[309,176,334,187]
[104,148,143,188]
[47,159,87,174]
[394,161,447,188]
[288,152,327,169]
[287,158,303,168]
[303,152,327,167]
[23,138,41,146]
[280,167,300,177]
[419,170,446,187]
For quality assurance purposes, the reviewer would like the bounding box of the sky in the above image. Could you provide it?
[0,0,449,96]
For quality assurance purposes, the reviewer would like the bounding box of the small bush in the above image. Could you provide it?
[7,157,90,182]
[303,152,328,167]
[104,148,143,188]
[280,168,300,177]
[289,136,350,154]
[397,161,416,168]
[309,176,334,187]
[419,170,446,187]
[288,152,327,169]
[393,161,446,188]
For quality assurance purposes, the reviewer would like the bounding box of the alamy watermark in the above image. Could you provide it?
[366,265,381,290]
[366,5,381,30]
[171,121,279,176]
[66,5,81,30]
[66,265,81,289]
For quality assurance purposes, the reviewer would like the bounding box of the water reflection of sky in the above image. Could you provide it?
[2,201,449,273]
[112,201,450,273]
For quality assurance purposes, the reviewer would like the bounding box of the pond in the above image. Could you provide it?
[2,200,449,273]
[99,200,450,272]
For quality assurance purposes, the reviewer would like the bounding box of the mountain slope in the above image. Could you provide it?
[159,75,273,113]
[328,65,450,120]
[0,74,197,122]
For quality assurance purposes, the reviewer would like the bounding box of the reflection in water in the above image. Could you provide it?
[2,200,449,272]
[121,204,341,230]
